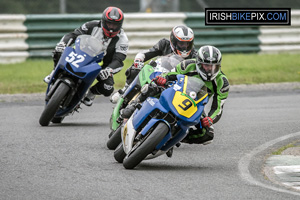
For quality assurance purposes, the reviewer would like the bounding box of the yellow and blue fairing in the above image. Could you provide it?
[132,74,208,133]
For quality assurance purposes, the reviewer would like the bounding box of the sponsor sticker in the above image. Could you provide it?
[120,45,128,52]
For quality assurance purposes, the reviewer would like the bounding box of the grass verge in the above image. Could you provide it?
[272,140,300,155]
[0,53,299,94]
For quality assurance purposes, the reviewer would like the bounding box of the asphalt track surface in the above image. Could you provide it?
[0,84,299,199]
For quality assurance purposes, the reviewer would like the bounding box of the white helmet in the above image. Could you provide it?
[196,45,222,81]
[170,25,194,58]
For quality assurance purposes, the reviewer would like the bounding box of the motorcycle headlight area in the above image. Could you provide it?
[189,91,197,99]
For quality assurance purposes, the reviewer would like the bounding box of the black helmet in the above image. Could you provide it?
[170,25,194,58]
[102,7,124,38]
[196,45,222,81]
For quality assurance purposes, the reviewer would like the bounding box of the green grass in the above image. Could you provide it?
[0,59,133,94]
[222,53,300,85]
[272,140,300,155]
[0,59,51,94]
[0,53,299,94]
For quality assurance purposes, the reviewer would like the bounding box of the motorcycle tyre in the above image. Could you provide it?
[114,144,126,163]
[51,117,64,124]
[39,82,70,126]
[109,114,113,131]
[107,125,122,150]
[123,122,169,169]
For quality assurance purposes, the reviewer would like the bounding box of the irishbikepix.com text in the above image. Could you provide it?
[205,8,291,25]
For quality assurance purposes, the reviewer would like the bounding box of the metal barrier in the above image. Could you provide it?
[1,11,300,63]
[24,13,186,58]
[258,10,300,53]
[0,15,28,63]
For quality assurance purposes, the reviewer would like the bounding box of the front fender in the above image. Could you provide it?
[140,119,172,150]
[140,119,170,136]
[122,116,136,154]
[111,98,124,131]
[46,77,75,101]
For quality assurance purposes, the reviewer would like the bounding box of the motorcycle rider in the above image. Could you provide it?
[110,25,196,103]
[122,45,229,145]
[44,6,129,106]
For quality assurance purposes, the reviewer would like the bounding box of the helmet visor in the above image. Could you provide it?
[200,64,220,77]
[103,21,122,32]
[176,40,193,52]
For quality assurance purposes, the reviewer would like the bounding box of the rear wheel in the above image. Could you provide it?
[123,122,169,169]
[39,82,70,126]
[106,125,122,150]
[114,144,126,163]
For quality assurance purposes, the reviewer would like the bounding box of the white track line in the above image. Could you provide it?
[238,131,300,196]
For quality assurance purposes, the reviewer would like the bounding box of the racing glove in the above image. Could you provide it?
[52,42,67,67]
[201,117,213,128]
[133,59,144,69]
[152,76,167,87]
[99,67,113,80]
[55,42,66,53]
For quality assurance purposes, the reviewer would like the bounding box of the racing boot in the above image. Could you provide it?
[120,104,136,119]
[43,70,55,84]
[201,126,214,145]
[166,147,173,157]
[83,90,96,106]
[110,84,128,104]
[120,100,140,119]
[182,126,214,145]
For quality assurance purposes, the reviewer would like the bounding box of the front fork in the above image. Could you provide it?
[45,77,76,108]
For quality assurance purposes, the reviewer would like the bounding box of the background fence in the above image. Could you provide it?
[0,11,300,63]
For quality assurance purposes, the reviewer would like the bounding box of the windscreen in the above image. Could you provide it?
[78,35,105,57]
[154,55,183,73]
[185,76,207,101]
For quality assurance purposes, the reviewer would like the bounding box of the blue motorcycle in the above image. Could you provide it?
[114,74,208,169]
[107,55,183,150]
[39,35,105,126]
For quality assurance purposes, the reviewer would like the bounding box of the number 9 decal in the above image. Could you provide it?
[172,91,198,118]
[178,99,192,111]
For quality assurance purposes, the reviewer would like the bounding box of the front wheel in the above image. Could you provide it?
[106,125,122,150]
[51,117,64,124]
[39,82,70,126]
[123,122,169,169]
